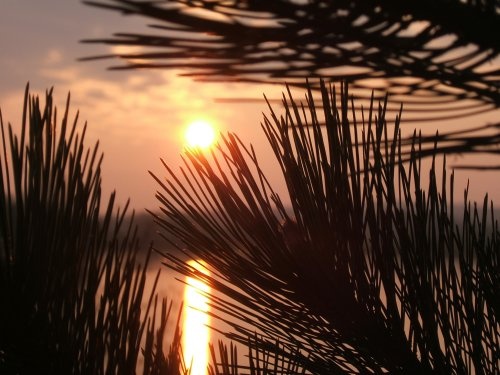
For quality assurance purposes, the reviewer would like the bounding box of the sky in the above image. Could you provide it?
[1,0,499,213]
[0,0,288,212]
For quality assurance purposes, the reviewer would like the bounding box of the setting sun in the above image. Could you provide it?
[184,120,217,149]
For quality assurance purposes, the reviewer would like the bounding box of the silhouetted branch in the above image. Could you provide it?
[83,0,500,121]
[0,86,182,374]
[153,81,499,374]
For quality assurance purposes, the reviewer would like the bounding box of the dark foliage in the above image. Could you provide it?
[0,86,183,374]
[83,0,500,122]
[152,81,500,374]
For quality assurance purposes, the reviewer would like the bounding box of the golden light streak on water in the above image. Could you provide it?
[183,260,210,375]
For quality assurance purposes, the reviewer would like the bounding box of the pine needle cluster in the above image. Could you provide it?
[153,81,499,374]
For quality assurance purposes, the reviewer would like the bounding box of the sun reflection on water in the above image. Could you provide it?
[183,260,210,375]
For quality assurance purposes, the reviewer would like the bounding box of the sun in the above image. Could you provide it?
[184,120,217,149]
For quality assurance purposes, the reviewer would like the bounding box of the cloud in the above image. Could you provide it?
[43,48,63,65]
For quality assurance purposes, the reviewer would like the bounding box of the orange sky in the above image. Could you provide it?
[1,1,499,212]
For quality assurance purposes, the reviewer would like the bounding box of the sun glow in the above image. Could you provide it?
[184,120,217,149]
[183,260,210,375]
